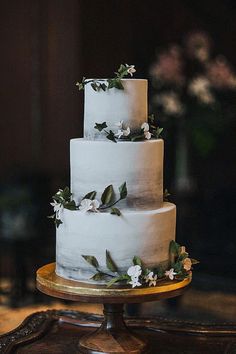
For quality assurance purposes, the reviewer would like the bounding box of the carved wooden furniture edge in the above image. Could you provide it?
[0,309,236,353]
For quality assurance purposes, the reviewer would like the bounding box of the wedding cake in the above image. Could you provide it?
[50,65,193,287]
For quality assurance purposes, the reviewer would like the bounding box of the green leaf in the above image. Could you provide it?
[64,200,77,210]
[173,261,183,273]
[107,274,130,287]
[47,214,55,219]
[163,189,170,202]
[91,82,99,91]
[106,250,118,273]
[90,272,107,281]
[55,218,63,228]
[191,258,200,265]
[148,114,155,123]
[133,256,142,267]
[155,127,163,138]
[100,83,107,91]
[94,122,107,132]
[119,182,127,200]
[110,207,121,216]
[62,187,72,201]
[113,79,124,90]
[82,255,99,269]
[169,240,180,257]
[101,185,114,205]
[131,134,145,142]
[106,130,117,143]
[82,191,97,200]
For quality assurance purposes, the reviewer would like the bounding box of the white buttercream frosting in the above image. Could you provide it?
[70,138,163,209]
[84,79,147,138]
[56,203,176,283]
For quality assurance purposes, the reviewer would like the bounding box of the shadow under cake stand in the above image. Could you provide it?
[36,263,191,354]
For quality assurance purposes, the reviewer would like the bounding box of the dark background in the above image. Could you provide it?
[0,0,235,314]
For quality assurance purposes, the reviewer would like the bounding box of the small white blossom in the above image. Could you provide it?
[123,127,130,136]
[115,126,130,139]
[129,277,142,288]
[165,268,177,280]
[144,131,152,140]
[115,120,124,129]
[79,199,100,212]
[115,129,124,139]
[50,201,64,220]
[145,271,158,287]
[141,122,149,132]
[127,265,142,278]
[126,64,136,76]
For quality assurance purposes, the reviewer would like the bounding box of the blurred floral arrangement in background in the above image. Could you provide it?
[149,31,236,192]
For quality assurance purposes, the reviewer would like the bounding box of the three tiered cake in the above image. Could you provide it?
[50,65,194,287]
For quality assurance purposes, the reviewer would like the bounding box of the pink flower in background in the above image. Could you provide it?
[185,31,212,63]
[150,45,184,86]
[206,56,236,89]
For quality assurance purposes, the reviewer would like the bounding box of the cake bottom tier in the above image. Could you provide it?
[56,202,176,284]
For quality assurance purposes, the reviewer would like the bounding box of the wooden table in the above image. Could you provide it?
[1,309,236,353]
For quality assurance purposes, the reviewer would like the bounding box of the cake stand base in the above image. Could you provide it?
[78,303,148,354]
[36,263,191,354]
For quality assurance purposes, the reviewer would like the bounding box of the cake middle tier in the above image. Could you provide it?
[71,138,164,208]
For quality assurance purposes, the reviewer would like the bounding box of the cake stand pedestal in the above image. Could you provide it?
[36,263,191,354]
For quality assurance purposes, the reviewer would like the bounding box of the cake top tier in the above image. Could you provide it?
[76,64,148,139]
[84,78,148,138]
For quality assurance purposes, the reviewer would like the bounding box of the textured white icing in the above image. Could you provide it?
[56,202,176,283]
[70,138,163,209]
[84,79,147,138]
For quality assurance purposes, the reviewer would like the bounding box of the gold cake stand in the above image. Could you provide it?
[36,263,191,354]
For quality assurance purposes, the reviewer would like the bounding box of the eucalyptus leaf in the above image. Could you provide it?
[133,256,142,267]
[55,218,63,228]
[106,130,117,143]
[106,250,118,273]
[110,207,121,216]
[82,191,97,200]
[90,272,107,281]
[94,122,107,132]
[91,82,99,91]
[191,258,200,265]
[107,274,129,288]
[119,182,127,200]
[64,200,77,210]
[82,255,99,269]
[169,240,180,257]
[101,185,114,205]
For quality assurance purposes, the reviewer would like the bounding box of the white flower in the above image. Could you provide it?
[144,131,152,140]
[115,129,124,139]
[79,199,100,212]
[145,271,158,287]
[141,122,149,132]
[127,265,142,278]
[129,277,142,288]
[165,268,177,280]
[114,126,130,139]
[123,127,130,136]
[126,64,136,76]
[50,201,64,220]
[141,122,151,139]
[115,120,124,129]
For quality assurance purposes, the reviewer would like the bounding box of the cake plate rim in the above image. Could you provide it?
[36,262,191,303]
